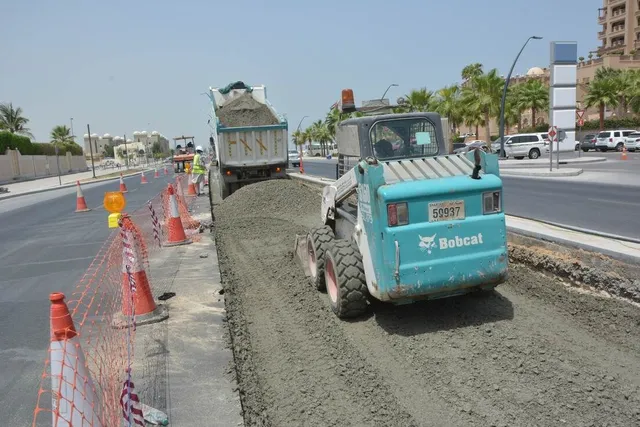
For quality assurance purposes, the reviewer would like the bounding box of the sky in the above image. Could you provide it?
[1,0,602,149]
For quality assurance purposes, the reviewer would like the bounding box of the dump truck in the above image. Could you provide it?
[295,89,508,319]
[208,81,288,198]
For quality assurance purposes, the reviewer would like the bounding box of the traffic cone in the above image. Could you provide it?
[75,181,91,213]
[114,217,168,328]
[299,154,305,174]
[49,292,102,427]
[119,173,128,193]
[140,171,148,184]
[621,146,628,160]
[164,184,192,246]
[154,168,160,179]
[187,174,197,196]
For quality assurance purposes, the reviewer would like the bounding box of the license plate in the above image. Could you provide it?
[428,200,465,222]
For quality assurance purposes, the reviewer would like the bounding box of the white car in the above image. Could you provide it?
[595,129,636,152]
[623,131,640,152]
[502,133,549,159]
[288,149,301,167]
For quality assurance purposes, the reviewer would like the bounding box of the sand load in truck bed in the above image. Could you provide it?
[217,92,280,127]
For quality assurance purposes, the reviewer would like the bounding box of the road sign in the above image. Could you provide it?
[578,118,585,127]
[548,126,558,141]
[577,110,585,120]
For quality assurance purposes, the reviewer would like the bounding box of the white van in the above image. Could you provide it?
[595,130,636,152]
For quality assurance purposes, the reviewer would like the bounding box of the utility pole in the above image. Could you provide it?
[123,134,129,170]
[87,124,96,178]
[70,118,75,143]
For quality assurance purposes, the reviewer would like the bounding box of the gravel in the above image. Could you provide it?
[217,92,280,128]
[213,179,640,427]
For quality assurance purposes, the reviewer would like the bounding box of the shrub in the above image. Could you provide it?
[0,131,34,154]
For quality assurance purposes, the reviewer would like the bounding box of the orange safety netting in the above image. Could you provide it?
[32,182,201,426]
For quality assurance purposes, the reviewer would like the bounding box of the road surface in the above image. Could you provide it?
[0,172,173,425]
[294,158,640,240]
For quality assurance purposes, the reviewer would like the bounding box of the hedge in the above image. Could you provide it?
[0,131,83,156]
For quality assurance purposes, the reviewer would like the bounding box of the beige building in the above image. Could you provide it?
[459,0,640,142]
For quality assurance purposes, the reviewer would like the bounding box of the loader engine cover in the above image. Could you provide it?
[354,147,508,303]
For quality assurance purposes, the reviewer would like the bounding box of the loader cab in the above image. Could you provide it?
[335,112,447,178]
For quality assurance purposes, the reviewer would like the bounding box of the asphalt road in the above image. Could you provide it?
[295,158,640,240]
[0,171,174,425]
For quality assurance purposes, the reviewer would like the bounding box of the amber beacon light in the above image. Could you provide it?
[341,89,356,113]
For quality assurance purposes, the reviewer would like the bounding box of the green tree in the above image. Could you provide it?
[325,106,352,138]
[151,141,162,154]
[103,144,115,158]
[461,63,484,82]
[50,125,73,144]
[0,103,34,139]
[402,88,436,112]
[434,85,462,134]
[518,79,549,127]
[584,76,620,130]
[462,69,504,142]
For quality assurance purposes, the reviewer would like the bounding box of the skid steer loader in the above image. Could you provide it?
[294,89,508,319]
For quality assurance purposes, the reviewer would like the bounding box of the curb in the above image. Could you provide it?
[501,168,583,177]
[500,157,606,167]
[0,169,152,202]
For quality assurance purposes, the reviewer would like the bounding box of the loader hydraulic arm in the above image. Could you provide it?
[321,167,359,225]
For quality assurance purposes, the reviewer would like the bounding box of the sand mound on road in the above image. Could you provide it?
[213,179,640,427]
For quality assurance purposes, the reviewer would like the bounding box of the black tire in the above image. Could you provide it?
[307,226,335,291]
[616,143,624,152]
[528,148,540,159]
[582,148,589,152]
[324,239,368,319]
[514,156,524,160]
[575,144,579,151]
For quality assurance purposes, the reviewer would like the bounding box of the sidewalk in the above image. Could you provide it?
[132,193,243,426]
[0,166,151,200]
[501,168,583,177]
[287,172,640,263]
[499,156,606,168]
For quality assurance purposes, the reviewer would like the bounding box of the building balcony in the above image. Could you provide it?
[610,26,626,35]
[611,8,626,17]
[598,30,607,39]
[635,39,640,48]
[609,0,624,5]
[599,43,627,54]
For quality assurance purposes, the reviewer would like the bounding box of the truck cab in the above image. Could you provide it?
[299,92,508,318]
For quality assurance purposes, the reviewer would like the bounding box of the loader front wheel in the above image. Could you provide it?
[324,240,368,319]
[307,226,335,291]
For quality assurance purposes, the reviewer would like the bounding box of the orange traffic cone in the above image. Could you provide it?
[119,173,128,193]
[164,184,192,246]
[299,154,305,174]
[114,217,168,328]
[187,174,197,196]
[621,146,628,160]
[49,292,102,426]
[140,171,148,184]
[75,181,91,212]
[154,168,160,179]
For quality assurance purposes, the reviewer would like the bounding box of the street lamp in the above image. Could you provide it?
[380,84,399,101]
[296,115,308,132]
[141,130,149,166]
[70,118,75,142]
[498,36,543,158]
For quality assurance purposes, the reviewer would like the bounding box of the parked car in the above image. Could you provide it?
[453,140,489,154]
[502,133,548,159]
[623,131,640,152]
[452,142,466,153]
[578,134,597,152]
[595,130,636,152]
[288,149,300,167]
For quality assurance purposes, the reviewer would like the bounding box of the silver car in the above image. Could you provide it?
[288,149,301,167]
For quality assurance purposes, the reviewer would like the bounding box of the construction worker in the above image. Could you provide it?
[191,146,207,196]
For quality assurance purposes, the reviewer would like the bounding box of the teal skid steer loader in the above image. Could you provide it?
[294,89,509,319]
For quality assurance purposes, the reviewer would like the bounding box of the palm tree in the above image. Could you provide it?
[518,79,548,127]
[0,102,34,139]
[461,63,483,82]
[435,85,462,134]
[461,103,483,139]
[402,88,436,112]
[292,129,306,157]
[584,77,619,130]
[50,125,73,145]
[462,69,504,142]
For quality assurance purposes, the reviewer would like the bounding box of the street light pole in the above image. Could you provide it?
[381,84,399,101]
[498,36,543,158]
[87,124,96,178]
[70,118,75,142]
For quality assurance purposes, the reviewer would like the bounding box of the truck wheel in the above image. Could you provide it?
[307,226,335,291]
[324,239,368,319]
[528,148,540,159]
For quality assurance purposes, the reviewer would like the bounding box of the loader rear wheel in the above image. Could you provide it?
[307,226,335,291]
[324,239,368,319]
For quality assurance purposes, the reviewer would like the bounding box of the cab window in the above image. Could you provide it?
[370,118,439,160]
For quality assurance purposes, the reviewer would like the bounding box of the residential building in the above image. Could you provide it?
[597,0,640,56]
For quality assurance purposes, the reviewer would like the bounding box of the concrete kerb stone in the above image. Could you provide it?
[501,168,583,177]
[0,168,154,201]
[499,156,606,168]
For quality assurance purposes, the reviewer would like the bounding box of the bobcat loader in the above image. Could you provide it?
[294,89,508,319]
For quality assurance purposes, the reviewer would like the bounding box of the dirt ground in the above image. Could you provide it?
[212,179,640,427]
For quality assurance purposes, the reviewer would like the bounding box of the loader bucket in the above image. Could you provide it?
[293,234,311,277]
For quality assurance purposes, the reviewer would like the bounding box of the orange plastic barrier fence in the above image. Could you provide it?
[32,183,201,426]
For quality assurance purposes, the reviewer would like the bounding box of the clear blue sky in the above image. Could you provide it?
[1,0,602,148]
